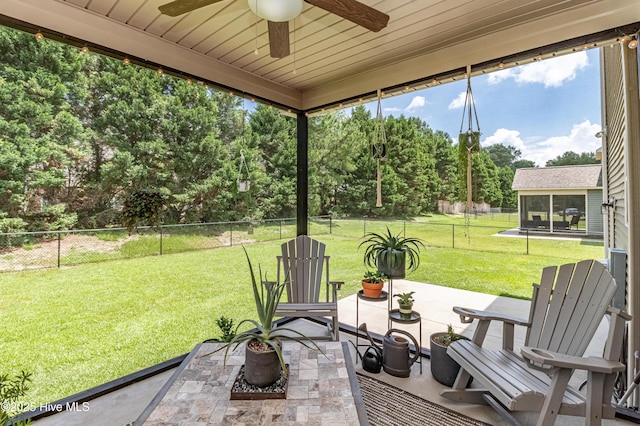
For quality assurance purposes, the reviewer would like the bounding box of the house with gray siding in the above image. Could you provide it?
[512,164,603,236]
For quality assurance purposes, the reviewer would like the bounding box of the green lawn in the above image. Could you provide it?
[0,215,604,406]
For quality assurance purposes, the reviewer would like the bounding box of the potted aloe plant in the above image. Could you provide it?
[359,226,424,279]
[215,247,322,387]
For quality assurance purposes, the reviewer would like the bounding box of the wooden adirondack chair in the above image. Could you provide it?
[272,235,343,341]
[440,259,630,426]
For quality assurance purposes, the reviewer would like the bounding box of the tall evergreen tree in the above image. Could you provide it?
[431,130,459,203]
[545,151,598,166]
[309,112,358,216]
[471,150,503,206]
[485,144,520,168]
[1,25,518,228]
[161,83,237,223]
[249,104,297,219]
[329,106,374,216]
[484,143,530,209]
[383,116,440,216]
[498,166,517,208]
[0,28,85,230]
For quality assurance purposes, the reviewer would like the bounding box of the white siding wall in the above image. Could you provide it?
[602,44,628,249]
[602,40,640,389]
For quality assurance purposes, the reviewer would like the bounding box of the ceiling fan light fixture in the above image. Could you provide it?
[247,0,303,22]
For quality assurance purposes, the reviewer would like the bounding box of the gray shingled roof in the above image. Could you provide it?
[512,164,602,190]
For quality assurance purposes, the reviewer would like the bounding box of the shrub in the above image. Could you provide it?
[0,371,32,426]
[0,216,28,249]
[121,189,166,234]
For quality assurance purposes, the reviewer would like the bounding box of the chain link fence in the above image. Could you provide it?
[327,216,602,257]
[0,216,332,272]
[0,213,601,273]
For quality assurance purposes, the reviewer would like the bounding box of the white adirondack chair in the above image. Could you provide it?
[440,259,630,426]
[272,235,343,341]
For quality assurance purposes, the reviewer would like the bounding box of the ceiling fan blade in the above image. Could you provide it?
[268,21,291,58]
[305,0,389,32]
[158,0,226,17]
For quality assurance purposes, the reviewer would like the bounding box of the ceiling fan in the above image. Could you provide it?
[158,0,390,59]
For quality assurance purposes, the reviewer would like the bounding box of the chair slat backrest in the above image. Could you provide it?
[526,265,558,346]
[532,263,575,348]
[525,260,617,357]
[280,235,326,303]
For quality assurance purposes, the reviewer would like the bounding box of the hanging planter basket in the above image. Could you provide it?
[458,130,481,153]
[458,65,482,215]
[372,89,387,207]
[237,149,250,193]
[237,102,251,193]
[371,142,387,160]
[237,179,251,192]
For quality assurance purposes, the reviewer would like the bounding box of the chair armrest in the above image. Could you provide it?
[608,306,632,321]
[329,281,343,291]
[521,346,625,374]
[453,306,529,350]
[453,306,529,326]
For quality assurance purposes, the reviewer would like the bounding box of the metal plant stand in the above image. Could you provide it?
[354,278,422,374]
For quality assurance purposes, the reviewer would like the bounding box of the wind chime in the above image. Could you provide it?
[237,100,251,192]
[458,65,481,212]
[371,89,387,207]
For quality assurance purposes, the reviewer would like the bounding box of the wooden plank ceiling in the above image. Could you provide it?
[1,0,639,112]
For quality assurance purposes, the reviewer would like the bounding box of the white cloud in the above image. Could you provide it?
[406,95,426,111]
[487,69,513,85]
[482,128,526,151]
[531,120,601,165]
[482,120,601,166]
[487,51,589,88]
[448,92,467,109]
[383,107,403,113]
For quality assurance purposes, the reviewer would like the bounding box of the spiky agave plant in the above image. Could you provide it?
[359,226,424,273]
[217,247,323,373]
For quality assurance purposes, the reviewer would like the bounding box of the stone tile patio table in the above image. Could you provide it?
[135,341,367,425]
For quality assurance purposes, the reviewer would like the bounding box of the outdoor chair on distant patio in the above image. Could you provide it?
[269,235,343,341]
[532,215,543,228]
[569,214,581,230]
[440,259,630,426]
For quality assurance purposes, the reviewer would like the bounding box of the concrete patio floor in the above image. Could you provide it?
[31,281,636,426]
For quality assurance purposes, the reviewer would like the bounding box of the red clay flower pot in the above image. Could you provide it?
[361,280,384,298]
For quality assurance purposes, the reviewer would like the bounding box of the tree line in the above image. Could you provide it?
[0,27,596,233]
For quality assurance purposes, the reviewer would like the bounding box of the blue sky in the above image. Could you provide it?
[362,49,602,166]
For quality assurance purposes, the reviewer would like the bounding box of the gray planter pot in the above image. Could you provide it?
[377,251,406,279]
[429,332,469,387]
[244,339,281,387]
